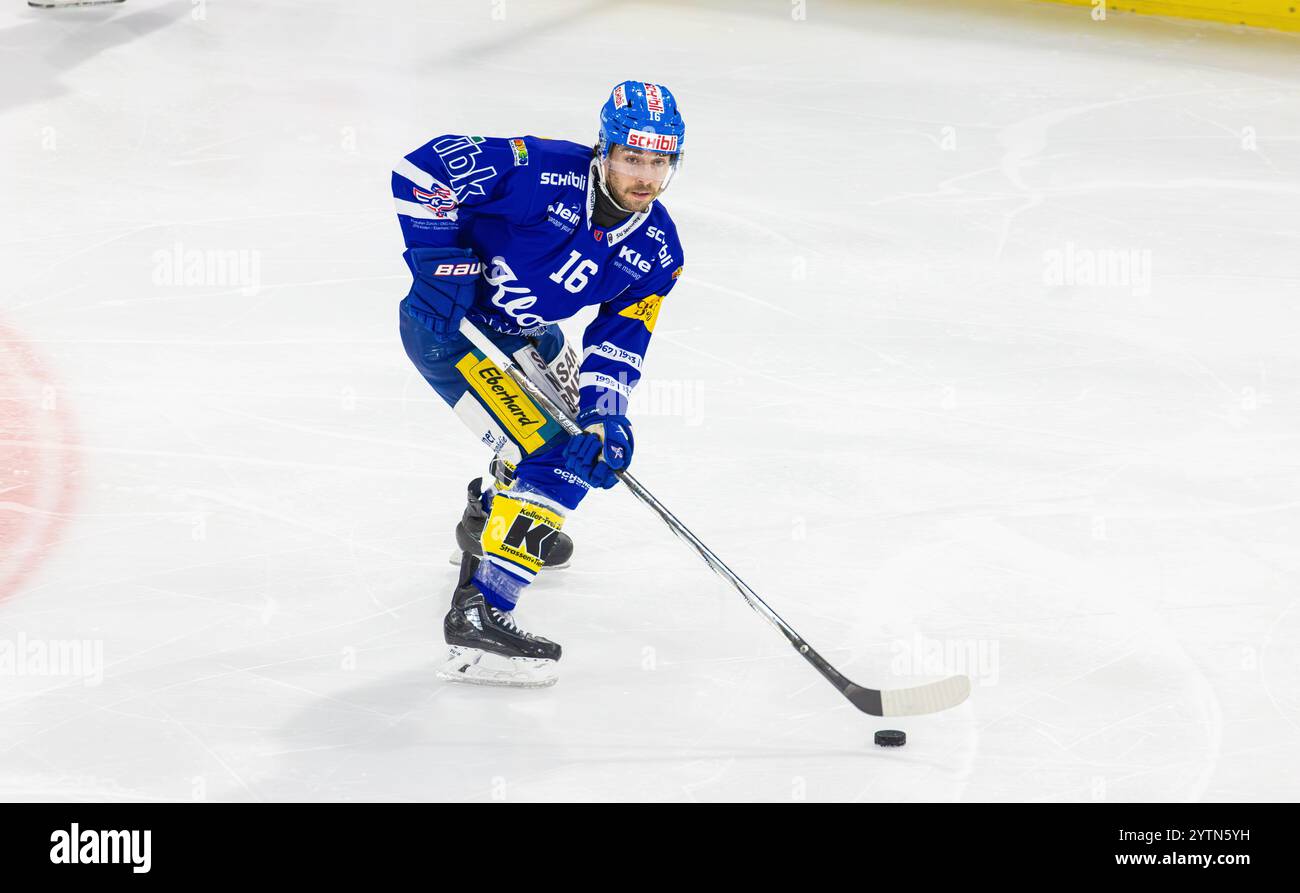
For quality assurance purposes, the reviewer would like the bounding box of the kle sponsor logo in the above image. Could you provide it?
[617,245,652,275]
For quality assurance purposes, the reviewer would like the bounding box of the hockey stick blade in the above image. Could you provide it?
[843,675,971,717]
[456,319,974,719]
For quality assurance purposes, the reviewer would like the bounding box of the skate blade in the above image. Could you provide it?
[447,549,569,570]
[435,645,558,688]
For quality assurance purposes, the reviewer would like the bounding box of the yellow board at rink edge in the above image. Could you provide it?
[1040,0,1300,32]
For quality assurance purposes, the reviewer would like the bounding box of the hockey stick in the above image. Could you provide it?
[458,319,971,717]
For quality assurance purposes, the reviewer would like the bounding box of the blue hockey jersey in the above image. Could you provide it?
[392,134,684,417]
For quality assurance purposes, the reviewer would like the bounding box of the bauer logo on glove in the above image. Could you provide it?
[401,246,483,343]
[431,261,482,276]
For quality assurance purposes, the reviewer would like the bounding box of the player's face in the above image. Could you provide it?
[604,144,675,212]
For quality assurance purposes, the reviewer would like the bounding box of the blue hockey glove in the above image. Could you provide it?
[562,409,634,490]
[402,246,482,342]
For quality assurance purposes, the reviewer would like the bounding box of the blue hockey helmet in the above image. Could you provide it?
[598,81,685,159]
[597,81,684,202]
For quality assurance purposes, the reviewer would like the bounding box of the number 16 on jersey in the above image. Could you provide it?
[549,251,599,294]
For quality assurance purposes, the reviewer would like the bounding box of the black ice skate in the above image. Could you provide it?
[450,476,573,569]
[436,553,562,688]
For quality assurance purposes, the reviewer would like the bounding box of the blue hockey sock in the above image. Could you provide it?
[473,560,527,612]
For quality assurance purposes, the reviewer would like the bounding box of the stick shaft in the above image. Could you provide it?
[456,320,849,685]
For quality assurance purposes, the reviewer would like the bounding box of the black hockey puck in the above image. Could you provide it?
[874,729,906,747]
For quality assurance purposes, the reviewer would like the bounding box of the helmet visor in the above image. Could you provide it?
[603,144,682,192]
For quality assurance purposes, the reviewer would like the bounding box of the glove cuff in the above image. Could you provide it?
[575,407,626,427]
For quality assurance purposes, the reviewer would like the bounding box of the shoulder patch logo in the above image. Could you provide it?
[510,138,529,167]
[671,265,683,280]
[618,294,665,333]
[412,183,458,219]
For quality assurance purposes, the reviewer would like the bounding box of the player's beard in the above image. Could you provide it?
[613,180,658,212]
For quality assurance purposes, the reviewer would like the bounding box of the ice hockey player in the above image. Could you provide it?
[394,82,685,687]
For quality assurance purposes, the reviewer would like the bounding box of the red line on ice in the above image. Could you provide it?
[0,321,81,603]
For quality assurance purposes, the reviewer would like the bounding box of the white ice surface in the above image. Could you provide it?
[2,0,1299,802]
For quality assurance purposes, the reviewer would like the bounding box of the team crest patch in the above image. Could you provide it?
[593,229,604,241]
[412,183,458,219]
[510,138,529,167]
[671,265,683,280]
